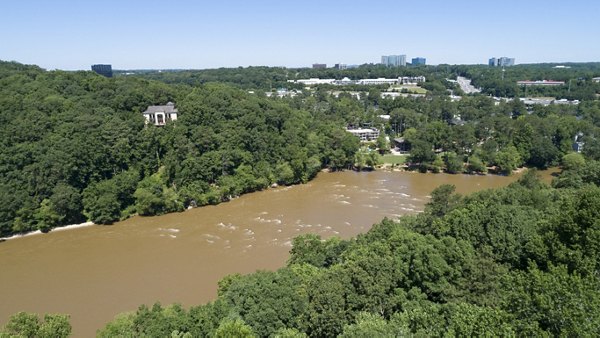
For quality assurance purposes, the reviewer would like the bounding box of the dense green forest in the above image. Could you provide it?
[0,61,358,237]
[79,168,597,337]
[2,60,600,239]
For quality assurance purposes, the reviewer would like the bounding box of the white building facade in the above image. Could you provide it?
[346,128,380,142]
[142,102,178,126]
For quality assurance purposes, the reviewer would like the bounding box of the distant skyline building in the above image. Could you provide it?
[334,63,347,70]
[91,64,113,77]
[312,63,327,69]
[488,57,515,67]
[381,55,406,67]
[411,57,426,65]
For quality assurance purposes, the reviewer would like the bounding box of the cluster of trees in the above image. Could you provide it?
[0,61,173,236]
[0,61,359,237]
[95,168,600,336]
[119,64,447,92]
[122,66,293,91]
[0,312,71,337]
[383,96,600,174]
[553,152,600,188]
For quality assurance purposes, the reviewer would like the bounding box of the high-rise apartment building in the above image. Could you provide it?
[411,57,426,65]
[91,64,113,77]
[312,63,327,69]
[381,55,406,67]
[488,57,515,67]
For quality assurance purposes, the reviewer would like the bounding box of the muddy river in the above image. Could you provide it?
[0,170,556,336]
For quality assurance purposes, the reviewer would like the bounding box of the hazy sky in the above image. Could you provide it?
[1,0,599,70]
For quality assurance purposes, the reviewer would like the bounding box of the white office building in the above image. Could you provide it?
[346,128,380,142]
[356,78,399,85]
[381,55,406,67]
[288,78,336,86]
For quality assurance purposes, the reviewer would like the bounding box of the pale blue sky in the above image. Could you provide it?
[1,0,598,70]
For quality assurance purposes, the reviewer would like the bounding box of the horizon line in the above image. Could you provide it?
[5,59,600,72]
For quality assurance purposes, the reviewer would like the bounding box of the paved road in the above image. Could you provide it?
[457,76,481,94]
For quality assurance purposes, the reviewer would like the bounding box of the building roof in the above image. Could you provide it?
[516,80,565,86]
[143,102,178,114]
[346,128,379,134]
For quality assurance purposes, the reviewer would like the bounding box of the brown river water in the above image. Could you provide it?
[0,170,557,337]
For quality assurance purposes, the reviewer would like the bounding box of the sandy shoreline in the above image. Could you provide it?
[0,221,95,242]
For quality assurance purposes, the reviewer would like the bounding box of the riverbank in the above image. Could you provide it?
[2,166,559,243]
[378,161,555,177]
[0,221,95,242]
[1,167,557,242]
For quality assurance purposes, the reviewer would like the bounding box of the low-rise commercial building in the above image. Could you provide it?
[399,76,426,84]
[356,78,399,85]
[288,76,426,86]
[288,76,425,86]
[335,77,354,85]
[289,78,336,85]
[517,80,565,86]
[346,128,380,142]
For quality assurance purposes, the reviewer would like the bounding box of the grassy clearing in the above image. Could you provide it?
[381,154,408,165]
[390,85,428,94]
